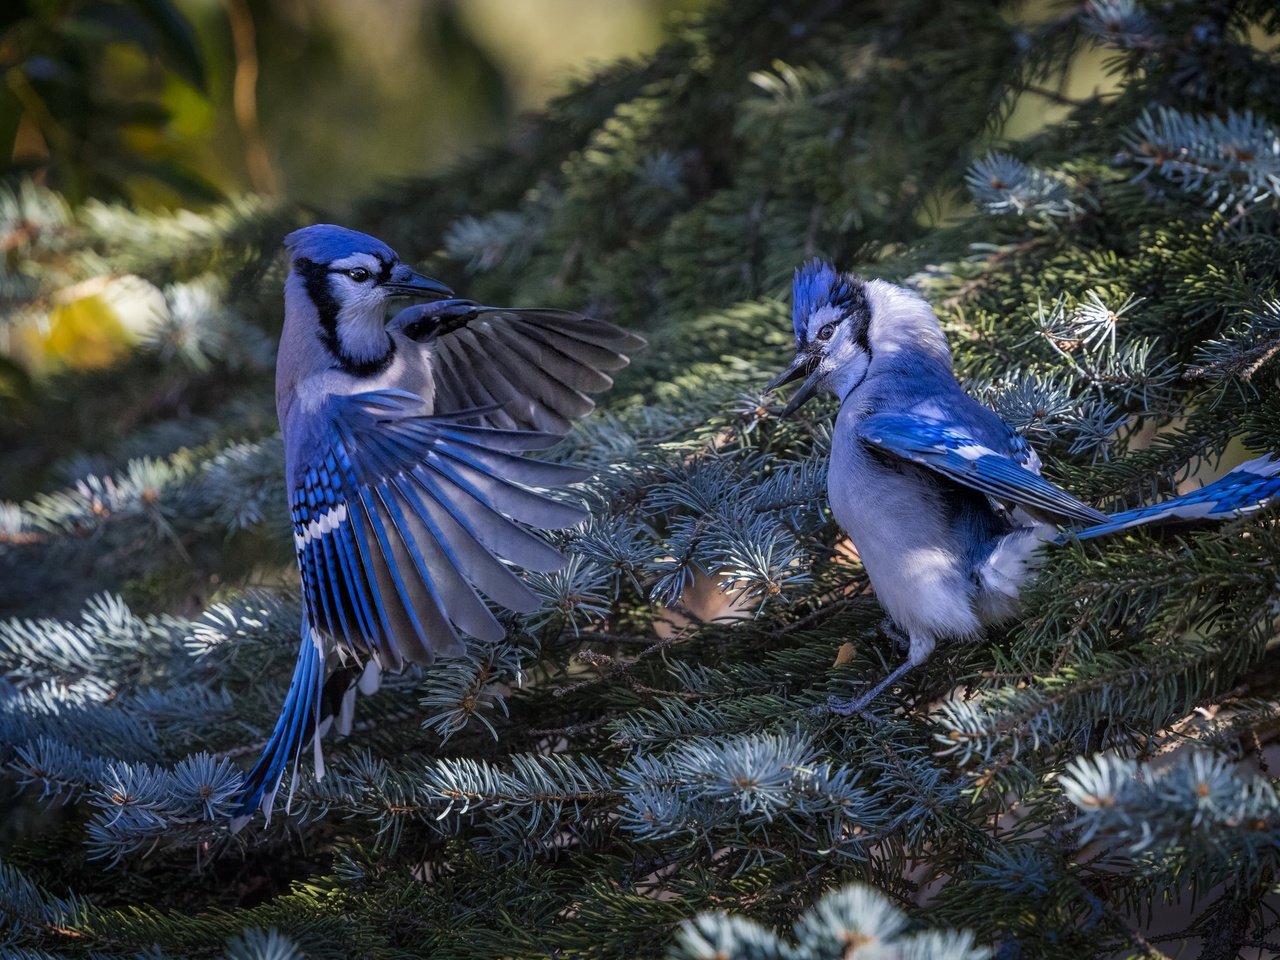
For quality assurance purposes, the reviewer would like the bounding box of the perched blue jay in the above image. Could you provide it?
[767,260,1280,718]
[236,224,643,819]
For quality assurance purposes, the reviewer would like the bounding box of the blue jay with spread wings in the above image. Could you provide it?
[236,225,643,819]
[767,260,1280,718]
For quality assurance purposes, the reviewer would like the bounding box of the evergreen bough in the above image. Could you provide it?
[2,1,1280,956]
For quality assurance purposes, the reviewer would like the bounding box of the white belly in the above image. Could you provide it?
[828,417,983,649]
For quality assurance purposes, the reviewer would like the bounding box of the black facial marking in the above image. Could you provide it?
[854,318,872,356]
[830,276,872,356]
[295,256,396,377]
[377,256,393,284]
[297,257,341,353]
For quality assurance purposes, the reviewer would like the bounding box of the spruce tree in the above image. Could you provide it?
[3,1,1280,957]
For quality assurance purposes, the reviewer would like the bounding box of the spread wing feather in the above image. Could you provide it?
[236,390,587,817]
[391,301,645,431]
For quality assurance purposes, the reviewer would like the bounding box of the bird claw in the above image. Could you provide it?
[826,690,884,720]
[821,678,884,719]
[824,659,917,720]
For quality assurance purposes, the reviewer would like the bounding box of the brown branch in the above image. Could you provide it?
[223,0,278,194]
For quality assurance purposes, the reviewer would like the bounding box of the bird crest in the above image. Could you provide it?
[791,259,867,345]
[284,224,397,265]
[792,259,840,343]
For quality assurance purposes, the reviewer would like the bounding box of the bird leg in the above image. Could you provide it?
[828,625,932,719]
[881,617,910,653]
[827,658,917,719]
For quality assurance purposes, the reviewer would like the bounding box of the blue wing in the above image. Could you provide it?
[1067,454,1280,541]
[236,389,588,818]
[858,413,1109,526]
[291,390,586,665]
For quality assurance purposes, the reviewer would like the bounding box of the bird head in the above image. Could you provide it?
[283,224,452,373]
[765,259,873,416]
[765,261,952,416]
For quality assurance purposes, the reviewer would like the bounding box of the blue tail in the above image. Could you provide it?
[233,625,324,822]
[1066,454,1280,542]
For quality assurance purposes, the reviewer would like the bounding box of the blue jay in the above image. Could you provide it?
[236,224,643,820]
[767,260,1280,718]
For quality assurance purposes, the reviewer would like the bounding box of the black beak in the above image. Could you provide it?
[765,353,822,417]
[384,267,453,300]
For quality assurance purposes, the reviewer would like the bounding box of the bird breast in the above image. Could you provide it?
[829,404,983,643]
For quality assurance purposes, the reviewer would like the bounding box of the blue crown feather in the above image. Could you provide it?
[792,259,840,343]
[285,224,398,265]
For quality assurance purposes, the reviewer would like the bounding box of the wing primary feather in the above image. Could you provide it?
[508,314,636,365]
[436,338,522,428]
[327,519,384,654]
[487,332,597,421]
[366,485,466,660]
[860,414,1108,525]
[428,450,588,529]
[398,419,568,452]
[348,496,414,668]
[497,308,645,354]
[368,414,590,490]
[314,534,357,649]
[361,487,437,657]
[387,474,505,642]
[341,502,401,664]
[431,438,591,489]
[443,334,519,409]
[417,458,578,570]
[401,469,543,610]
[450,329,527,401]
[298,540,338,639]
[504,321,618,391]
[456,327,573,432]
[328,518,381,652]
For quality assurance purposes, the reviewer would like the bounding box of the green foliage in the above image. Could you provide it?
[3,0,1280,957]
[0,0,212,204]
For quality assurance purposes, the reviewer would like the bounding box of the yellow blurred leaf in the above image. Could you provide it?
[28,295,132,370]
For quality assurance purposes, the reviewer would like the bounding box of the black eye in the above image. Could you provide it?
[817,323,836,341]
[347,267,371,282]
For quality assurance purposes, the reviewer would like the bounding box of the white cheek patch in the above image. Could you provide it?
[336,282,386,314]
[295,503,348,548]
[334,281,392,362]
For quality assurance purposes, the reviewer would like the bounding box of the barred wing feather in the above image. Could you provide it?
[858,413,1108,526]
[235,389,587,818]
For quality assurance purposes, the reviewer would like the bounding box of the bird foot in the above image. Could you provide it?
[823,659,918,721]
[826,689,885,721]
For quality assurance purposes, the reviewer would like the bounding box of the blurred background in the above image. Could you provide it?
[0,0,1117,487]
[0,0,703,208]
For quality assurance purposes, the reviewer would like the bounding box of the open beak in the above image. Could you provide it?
[765,353,822,417]
[384,267,453,300]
